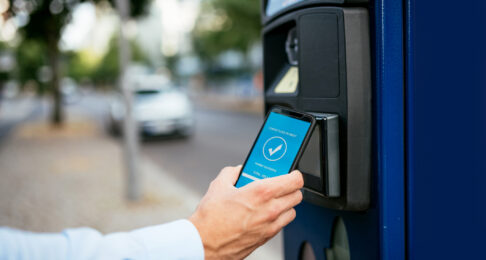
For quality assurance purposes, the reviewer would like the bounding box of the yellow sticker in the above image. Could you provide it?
[274,66,299,94]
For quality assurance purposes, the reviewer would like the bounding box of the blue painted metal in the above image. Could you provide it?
[283,0,407,259]
[406,0,486,259]
[373,0,406,259]
[284,203,380,260]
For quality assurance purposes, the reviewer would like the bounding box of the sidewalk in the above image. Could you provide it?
[0,116,200,233]
[0,94,44,141]
[0,101,281,259]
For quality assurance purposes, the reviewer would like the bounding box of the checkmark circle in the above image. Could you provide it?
[263,136,287,161]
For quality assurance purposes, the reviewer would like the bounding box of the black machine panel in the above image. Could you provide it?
[299,13,340,98]
[263,7,371,211]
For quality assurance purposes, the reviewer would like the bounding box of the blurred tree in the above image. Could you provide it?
[65,50,97,84]
[89,35,148,85]
[0,42,11,95]
[192,0,261,62]
[6,0,150,125]
[164,53,180,80]
[15,40,46,93]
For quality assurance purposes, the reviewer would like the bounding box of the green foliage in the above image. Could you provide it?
[6,0,151,84]
[192,0,261,61]
[15,40,46,85]
[165,54,180,78]
[5,0,151,124]
[89,36,148,85]
[0,42,12,83]
[0,72,8,83]
[64,50,96,82]
[7,1,150,34]
[0,69,8,83]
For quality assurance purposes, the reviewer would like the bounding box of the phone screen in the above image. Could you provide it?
[235,111,312,187]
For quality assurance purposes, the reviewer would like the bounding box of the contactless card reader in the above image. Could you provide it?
[298,113,340,198]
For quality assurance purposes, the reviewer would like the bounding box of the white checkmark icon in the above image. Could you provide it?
[268,144,283,156]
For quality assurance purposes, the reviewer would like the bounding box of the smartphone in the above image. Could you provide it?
[235,106,316,187]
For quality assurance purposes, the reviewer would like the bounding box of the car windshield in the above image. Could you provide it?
[135,89,164,102]
[136,89,160,95]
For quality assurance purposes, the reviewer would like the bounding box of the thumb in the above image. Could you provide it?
[217,165,242,185]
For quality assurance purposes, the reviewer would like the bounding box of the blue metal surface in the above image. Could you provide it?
[284,202,379,260]
[406,0,486,259]
[373,0,406,259]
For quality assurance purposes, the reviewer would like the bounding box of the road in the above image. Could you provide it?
[141,107,264,195]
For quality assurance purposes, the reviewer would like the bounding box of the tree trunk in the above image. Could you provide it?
[47,28,63,126]
[0,82,3,112]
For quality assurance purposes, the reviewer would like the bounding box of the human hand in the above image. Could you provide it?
[189,166,304,260]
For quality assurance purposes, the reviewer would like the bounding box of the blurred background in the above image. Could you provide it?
[0,0,279,259]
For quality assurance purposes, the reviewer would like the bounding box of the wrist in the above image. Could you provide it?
[189,213,218,259]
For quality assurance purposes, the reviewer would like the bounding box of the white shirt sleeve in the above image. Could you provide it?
[0,219,204,260]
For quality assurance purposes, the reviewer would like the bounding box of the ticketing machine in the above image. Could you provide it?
[261,0,391,259]
[261,0,486,259]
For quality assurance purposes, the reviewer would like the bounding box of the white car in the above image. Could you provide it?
[109,78,194,137]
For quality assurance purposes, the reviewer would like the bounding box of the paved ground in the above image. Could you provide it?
[0,94,46,143]
[0,105,200,234]
[0,92,283,259]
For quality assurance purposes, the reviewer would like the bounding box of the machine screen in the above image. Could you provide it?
[235,111,311,187]
[266,0,305,16]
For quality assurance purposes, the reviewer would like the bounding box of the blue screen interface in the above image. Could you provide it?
[235,111,311,188]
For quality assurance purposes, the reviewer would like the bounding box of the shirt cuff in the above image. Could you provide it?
[130,219,204,260]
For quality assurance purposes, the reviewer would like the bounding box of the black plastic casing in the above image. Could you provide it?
[263,7,371,211]
[298,113,340,198]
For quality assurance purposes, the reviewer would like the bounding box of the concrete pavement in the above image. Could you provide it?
[0,94,46,142]
[0,115,200,233]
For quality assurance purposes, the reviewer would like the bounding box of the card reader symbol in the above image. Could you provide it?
[263,136,287,161]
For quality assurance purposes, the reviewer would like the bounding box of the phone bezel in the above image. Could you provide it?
[235,106,316,186]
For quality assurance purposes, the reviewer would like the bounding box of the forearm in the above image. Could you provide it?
[0,227,70,260]
[0,219,204,260]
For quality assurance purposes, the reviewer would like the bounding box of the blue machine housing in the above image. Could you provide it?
[267,0,486,259]
[406,0,486,259]
[276,0,486,260]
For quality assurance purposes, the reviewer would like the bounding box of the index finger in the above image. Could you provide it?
[216,165,242,185]
[243,170,304,199]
